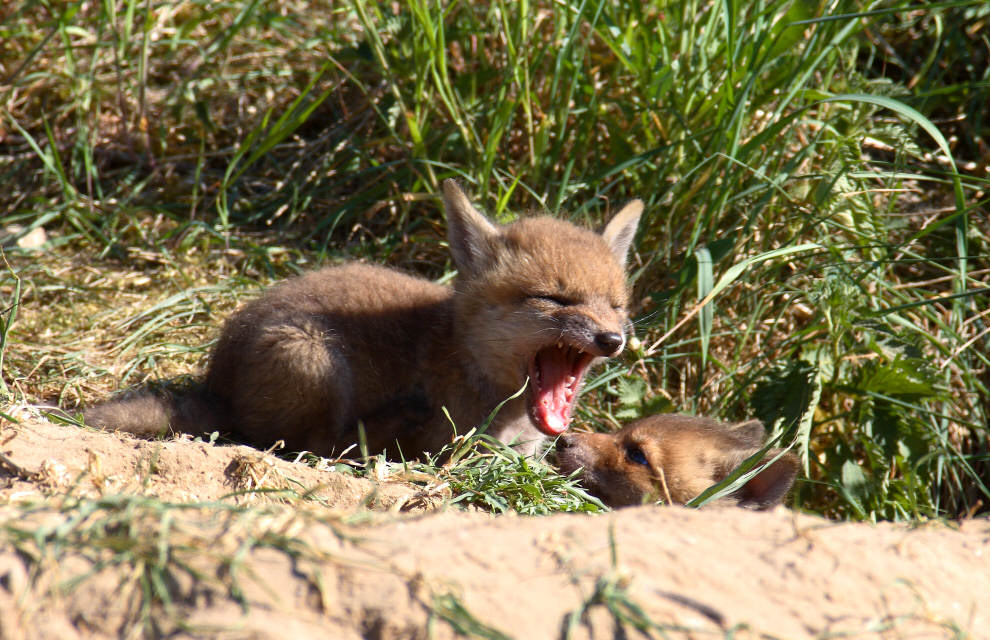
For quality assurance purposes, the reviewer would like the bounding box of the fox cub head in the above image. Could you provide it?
[442,180,642,437]
[555,414,799,509]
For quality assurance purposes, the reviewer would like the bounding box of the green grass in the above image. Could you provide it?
[420,431,608,515]
[1,0,988,521]
[322,396,609,515]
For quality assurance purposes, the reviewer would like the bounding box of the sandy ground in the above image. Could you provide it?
[0,418,987,639]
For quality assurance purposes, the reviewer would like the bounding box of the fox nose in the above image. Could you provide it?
[555,433,576,453]
[594,331,624,355]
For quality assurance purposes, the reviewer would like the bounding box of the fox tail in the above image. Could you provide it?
[83,383,228,439]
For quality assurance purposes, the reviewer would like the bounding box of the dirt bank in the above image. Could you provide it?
[0,419,986,639]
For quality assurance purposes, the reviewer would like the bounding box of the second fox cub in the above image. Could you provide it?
[86,180,643,458]
[555,414,799,508]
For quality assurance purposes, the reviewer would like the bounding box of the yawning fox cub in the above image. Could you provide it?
[86,180,643,458]
[555,414,799,508]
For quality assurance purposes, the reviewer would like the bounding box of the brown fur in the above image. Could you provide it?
[555,414,799,509]
[85,180,643,458]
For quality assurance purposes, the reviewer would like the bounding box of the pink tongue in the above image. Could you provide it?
[533,348,574,435]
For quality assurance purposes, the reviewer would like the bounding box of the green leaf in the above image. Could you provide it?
[695,246,713,368]
[857,358,939,398]
[840,459,869,517]
[752,360,819,434]
[614,377,648,420]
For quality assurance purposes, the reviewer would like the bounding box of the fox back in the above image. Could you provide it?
[85,180,643,458]
[555,414,799,508]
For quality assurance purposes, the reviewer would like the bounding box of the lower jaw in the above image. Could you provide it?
[530,403,573,436]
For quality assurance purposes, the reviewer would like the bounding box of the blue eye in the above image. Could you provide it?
[626,445,649,466]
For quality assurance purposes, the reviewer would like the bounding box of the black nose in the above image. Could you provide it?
[555,434,574,451]
[594,331,624,355]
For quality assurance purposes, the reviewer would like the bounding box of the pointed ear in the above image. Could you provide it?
[442,179,500,277]
[601,199,643,268]
[729,419,766,448]
[736,451,799,509]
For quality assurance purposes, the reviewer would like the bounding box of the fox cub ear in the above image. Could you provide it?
[601,199,643,267]
[734,450,800,509]
[443,179,500,277]
[729,419,766,448]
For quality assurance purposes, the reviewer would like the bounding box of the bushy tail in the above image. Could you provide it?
[83,384,229,439]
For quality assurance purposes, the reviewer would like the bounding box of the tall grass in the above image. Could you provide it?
[1,0,987,520]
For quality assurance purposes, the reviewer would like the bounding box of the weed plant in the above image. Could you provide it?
[1,0,988,520]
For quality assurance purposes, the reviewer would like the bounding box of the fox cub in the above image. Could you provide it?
[555,414,799,509]
[86,180,643,458]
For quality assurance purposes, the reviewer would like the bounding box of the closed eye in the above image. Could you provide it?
[626,445,649,466]
[530,294,573,307]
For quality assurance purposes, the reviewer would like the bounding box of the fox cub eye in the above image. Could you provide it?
[625,445,649,466]
[531,294,572,307]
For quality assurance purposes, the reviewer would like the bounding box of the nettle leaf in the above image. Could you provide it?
[616,376,647,406]
[614,406,641,420]
[612,377,672,421]
[857,357,939,397]
[752,358,821,474]
[614,377,648,420]
[872,402,929,465]
[752,359,819,433]
[869,331,927,361]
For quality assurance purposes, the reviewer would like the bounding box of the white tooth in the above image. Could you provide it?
[578,348,585,355]
[565,376,576,385]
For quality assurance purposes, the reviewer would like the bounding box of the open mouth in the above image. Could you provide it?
[528,342,596,436]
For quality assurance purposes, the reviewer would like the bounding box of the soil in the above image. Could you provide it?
[0,416,987,639]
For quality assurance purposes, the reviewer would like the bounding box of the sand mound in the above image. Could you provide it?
[0,419,986,639]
